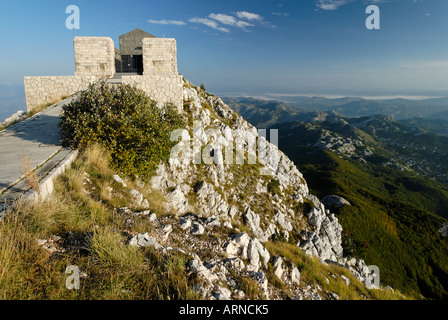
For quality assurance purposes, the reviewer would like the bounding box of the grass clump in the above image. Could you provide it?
[267,179,282,197]
[264,241,410,300]
[0,145,201,300]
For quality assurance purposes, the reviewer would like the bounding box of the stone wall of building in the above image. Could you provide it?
[142,38,178,75]
[24,76,98,112]
[122,74,183,113]
[74,37,115,77]
[24,32,184,114]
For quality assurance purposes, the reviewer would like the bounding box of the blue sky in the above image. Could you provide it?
[1,0,448,117]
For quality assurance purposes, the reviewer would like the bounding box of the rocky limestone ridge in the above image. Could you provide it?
[142,80,377,296]
[115,208,331,300]
[321,195,351,210]
[36,80,381,300]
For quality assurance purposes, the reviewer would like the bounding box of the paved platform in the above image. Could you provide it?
[0,96,78,211]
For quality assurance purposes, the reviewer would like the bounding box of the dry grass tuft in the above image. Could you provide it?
[21,148,41,200]
[0,144,201,300]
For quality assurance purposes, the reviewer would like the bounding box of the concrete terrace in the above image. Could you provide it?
[0,96,77,212]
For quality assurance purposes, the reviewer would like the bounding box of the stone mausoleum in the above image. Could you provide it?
[115,28,156,74]
[24,29,183,113]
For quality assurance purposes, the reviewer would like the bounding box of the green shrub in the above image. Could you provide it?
[59,81,185,181]
[294,199,316,215]
[267,179,282,196]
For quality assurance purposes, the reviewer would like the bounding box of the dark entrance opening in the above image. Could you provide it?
[121,55,143,74]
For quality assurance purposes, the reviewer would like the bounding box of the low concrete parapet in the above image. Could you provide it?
[24,149,79,202]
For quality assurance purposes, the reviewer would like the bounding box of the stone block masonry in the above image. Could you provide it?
[25,37,115,112]
[122,74,183,113]
[24,30,184,114]
[143,38,178,75]
[74,37,115,77]
[24,76,98,112]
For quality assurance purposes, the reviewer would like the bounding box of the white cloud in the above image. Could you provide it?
[209,13,255,30]
[236,21,255,28]
[154,11,266,34]
[236,11,263,21]
[148,19,186,25]
[315,0,387,10]
[189,17,230,32]
[316,0,353,10]
[209,13,237,26]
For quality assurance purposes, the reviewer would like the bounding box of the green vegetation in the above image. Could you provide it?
[401,118,448,136]
[282,147,448,299]
[267,179,282,196]
[294,199,315,215]
[0,145,407,300]
[0,145,200,300]
[59,81,185,181]
[264,241,408,300]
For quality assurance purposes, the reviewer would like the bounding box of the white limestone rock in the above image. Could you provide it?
[273,257,284,280]
[191,222,205,236]
[130,189,144,207]
[148,213,157,222]
[321,195,351,209]
[113,174,127,188]
[129,233,162,250]
[180,217,192,230]
[165,185,189,214]
[214,286,232,300]
[291,266,301,285]
[188,259,218,284]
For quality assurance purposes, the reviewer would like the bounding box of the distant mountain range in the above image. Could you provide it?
[223,95,448,121]
[224,97,448,186]
[401,118,448,135]
[225,95,448,299]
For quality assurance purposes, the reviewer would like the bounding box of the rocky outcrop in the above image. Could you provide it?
[111,81,389,299]
[297,202,343,262]
[439,223,448,237]
[321,195,351,209]
[1,110,26,128]
[224,232,270,272]
[171,83,350,264]
[129,233,162,249]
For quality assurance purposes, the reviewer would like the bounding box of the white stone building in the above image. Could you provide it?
[24,29,183,113]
